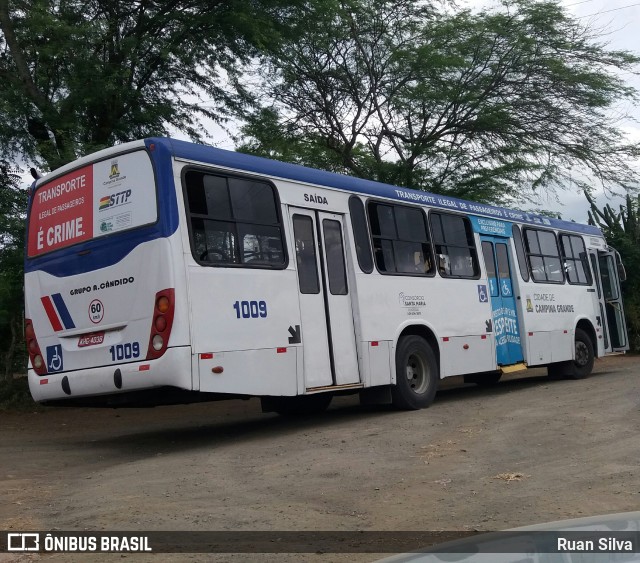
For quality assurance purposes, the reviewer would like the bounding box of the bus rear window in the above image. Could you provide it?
[27,150,157,257]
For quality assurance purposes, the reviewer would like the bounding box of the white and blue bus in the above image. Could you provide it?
[24,138,628,412]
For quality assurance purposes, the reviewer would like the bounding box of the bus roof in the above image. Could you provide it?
[154,137,601,237]
[31,136,601,238]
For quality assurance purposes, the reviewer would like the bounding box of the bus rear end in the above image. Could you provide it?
[24,141,191,406]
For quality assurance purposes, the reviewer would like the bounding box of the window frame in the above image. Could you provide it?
[512,225,530,282]
[429,211,481,280]
[559,233,593,286]
[523,227,564,284]
[366,199,435,277]
[348,196,374,274]
[181,166,288,270]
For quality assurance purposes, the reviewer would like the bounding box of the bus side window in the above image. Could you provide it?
[322,219,348,295]
[524,228,564,284]
[183,170,286,268]
[292,215,320,294]
[348,196,373,273]
[512,225,530,282]
[367,202,433,276]
[430,212,479,279]
[560,234,592,285]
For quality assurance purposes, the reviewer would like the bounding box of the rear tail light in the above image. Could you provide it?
[146,289,175,360]
[25,318,46,375]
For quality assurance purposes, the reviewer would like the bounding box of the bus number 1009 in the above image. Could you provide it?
[109,342,140,361]
[233,300,267,319]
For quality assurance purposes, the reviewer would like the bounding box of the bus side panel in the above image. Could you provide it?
[516,281,598,366]
[366,340,392,387]
[354,276,496,379]
[441,336,496,377]
[198,348,298,396]
[185,266,301,396]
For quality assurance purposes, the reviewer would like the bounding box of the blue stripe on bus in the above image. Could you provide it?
[153,137,602,237]
[24,137,602,278]
[51,293,76,329]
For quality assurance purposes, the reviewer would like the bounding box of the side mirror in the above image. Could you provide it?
[615,252,627,282]
[617,262,627,283]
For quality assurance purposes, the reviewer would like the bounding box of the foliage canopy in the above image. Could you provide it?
[239,0,640,205]
[0,161,27,379]
[0,0,303,170]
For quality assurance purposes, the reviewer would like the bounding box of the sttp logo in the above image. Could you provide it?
[99,189,132,211]
[46,344,63,373]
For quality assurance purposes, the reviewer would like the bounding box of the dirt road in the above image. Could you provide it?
[1,354,639,562]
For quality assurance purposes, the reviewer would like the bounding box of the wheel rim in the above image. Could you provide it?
[405,353,429,394]
[575,340,589,367]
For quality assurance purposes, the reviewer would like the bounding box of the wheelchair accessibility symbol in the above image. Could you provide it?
[501,279,512,296]
[477,284,488,303]
[46,344,63,373]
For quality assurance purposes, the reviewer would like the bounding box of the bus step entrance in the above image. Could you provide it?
[499,362,527,374]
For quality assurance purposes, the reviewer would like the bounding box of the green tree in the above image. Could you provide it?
[239,0,640,205]
[0,161,27,380]
[0,0,304,170]
[588,193,640,351]
[0,0,312,379]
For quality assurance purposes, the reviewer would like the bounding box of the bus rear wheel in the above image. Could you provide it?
[392,335,438,410]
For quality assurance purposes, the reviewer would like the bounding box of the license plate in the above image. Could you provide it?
[78,332,105,347]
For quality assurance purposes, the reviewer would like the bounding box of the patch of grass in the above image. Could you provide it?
[0,377,42,411]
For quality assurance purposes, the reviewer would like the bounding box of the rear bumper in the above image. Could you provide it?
[28,346,192,403]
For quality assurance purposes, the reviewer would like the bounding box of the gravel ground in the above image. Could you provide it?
[1,354,639,562]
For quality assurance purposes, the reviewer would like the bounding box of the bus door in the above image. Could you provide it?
[289,208,361,389]
[480,236,524,366]
[590,249,628,352]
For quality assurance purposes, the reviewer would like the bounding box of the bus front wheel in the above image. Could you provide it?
[547,328,595,380]
[567,328,595,379]
[392,336,438,410]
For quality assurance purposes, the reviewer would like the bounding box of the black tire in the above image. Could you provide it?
[265,393,332,416]
[464,371,502,386]
[547,328,595,380]
[566,328,595,380]
[392,335,438,410]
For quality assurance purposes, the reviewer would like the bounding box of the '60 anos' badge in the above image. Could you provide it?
[89,299,104,324]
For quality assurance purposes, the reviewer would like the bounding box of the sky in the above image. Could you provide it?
[453,0,640,223]
[179,0,640,225]
[539,0,640,222]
